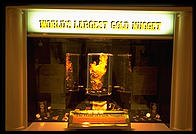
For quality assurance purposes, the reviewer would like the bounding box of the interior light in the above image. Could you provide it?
[146,113,151,118]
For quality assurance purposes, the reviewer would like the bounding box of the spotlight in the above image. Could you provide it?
[146,113,151,118]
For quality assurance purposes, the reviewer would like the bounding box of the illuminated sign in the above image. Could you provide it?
[27,9,174,35]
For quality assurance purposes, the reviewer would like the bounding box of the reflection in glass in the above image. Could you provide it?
[65,53,80,92]
[116,54,133,92]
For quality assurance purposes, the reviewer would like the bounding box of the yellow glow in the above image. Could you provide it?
[146,113,151,118]
[90,53,108,90]
[36,114,40,118]
[40,122,45,127]
[92,101,107,111]
[84,123,129,127]
[71,110,127,114]
[65,53,73,80]
[65,53,73,89]
[82,122,90,125]
[93,110,98,114]
[27,9,174,35]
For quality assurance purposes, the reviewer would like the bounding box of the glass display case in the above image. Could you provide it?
[27,38,173,129]
[86,53,113,96]
[115,54,133,92]
[112,54,133,114]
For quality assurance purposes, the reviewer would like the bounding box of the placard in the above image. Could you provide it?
[27,9,174,35]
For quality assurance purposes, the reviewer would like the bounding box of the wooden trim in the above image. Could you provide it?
[27,33,173,40]
[6,5,192,12]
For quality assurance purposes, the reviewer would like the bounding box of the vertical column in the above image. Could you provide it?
[6,7,27,130]
[170,11,193,130]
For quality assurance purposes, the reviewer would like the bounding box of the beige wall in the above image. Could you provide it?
[5,6,193,131]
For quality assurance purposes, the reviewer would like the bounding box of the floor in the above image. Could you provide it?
[23,122,174,131]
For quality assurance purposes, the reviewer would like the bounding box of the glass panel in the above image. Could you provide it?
[86,53,113,96]
[115,54,133,91]
[27,38,172,127]
[112,54,133,113]
[65,53,80,91]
